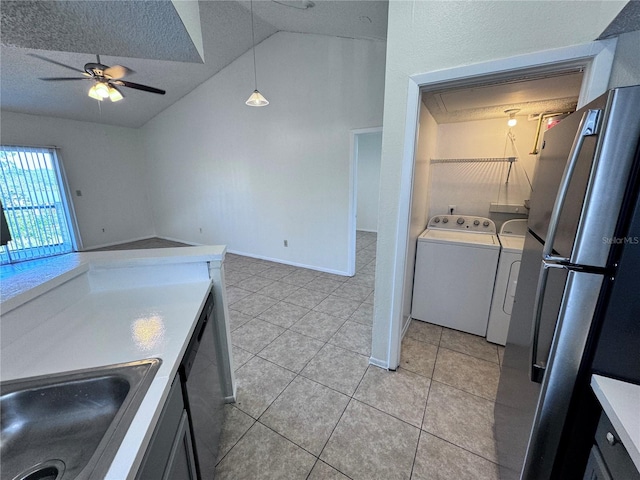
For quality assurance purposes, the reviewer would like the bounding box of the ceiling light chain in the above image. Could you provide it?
[251,0,258,91]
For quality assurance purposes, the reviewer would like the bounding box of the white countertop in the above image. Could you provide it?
[591,374,640,473]
[0,247,229,479]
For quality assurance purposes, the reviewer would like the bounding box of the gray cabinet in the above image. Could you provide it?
[164,411,197,480]
[583,411,640,480]
[136,377,197,480]
[585,446,612,480]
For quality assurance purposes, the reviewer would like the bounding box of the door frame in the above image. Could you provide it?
[348,126,383,276]
[383,39,618,369]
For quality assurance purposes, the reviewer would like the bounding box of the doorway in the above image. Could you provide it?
[349,127,382,276]
[381,40,617,369]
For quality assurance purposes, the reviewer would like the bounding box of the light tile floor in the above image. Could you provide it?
[97,233,505,479]
[215,231,505,480]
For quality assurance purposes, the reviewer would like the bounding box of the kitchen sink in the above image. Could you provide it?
[0,359,161,480]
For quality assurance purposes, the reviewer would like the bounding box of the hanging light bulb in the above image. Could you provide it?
[246,90,269,107]
[245,0,269,107]
[505,109,520,127]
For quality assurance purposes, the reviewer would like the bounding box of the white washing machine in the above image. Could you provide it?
[411,215,500,336]
[486,219,528,345]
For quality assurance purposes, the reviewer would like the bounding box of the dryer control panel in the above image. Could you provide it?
[428,215,496,234]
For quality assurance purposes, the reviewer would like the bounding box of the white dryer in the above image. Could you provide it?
[486,219,528,345]
[411,215,500,336]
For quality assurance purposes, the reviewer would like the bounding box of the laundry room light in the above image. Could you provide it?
[245,0,269,107]
[505,109,520,127]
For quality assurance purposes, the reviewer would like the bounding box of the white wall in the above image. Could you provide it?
[372,0,627,367]
[142,32,386,274]
[428,116,538,219]
[608,29,640,88]
[0,111,154,248]
[402,102,438,332]
[356,131,382,232]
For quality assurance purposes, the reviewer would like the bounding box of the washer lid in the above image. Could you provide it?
[500,219,528,236]
[499,234,526,253]
[420,229,500,249]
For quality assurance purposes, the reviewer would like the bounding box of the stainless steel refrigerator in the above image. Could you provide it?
[495,85,640,480]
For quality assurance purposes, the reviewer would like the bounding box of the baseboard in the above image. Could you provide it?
[156,235,202,246]
[226,249,351,277]
[82,235,156,251]
[368,356,389,370]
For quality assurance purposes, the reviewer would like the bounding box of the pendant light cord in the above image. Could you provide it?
[250,0,258,91]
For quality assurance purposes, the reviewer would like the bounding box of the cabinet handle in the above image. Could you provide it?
[606,431,618,446]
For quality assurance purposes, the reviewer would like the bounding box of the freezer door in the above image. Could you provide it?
[495,232,567,479]
[529,86,640,267]
[527,99,605,258]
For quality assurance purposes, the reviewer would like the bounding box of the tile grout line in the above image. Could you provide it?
[223,246,379,478]
[409,345,438,479]
[422,430,502,467]
[314,363,372,468]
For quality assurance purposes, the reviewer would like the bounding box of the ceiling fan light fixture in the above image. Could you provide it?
[88,84,103,101]
[95,81,110,99]
[245,89,269,107]
[108,85,124,102]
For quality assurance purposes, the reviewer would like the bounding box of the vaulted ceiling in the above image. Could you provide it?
[3,1,637,129]
[1,0,389,128]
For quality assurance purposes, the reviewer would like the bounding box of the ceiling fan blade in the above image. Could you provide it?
[114,80,166,95]
[28,54,85,74]
[104,65,133,80]
[39,77,88,81]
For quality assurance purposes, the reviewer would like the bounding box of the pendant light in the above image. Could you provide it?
[245,0,269,107]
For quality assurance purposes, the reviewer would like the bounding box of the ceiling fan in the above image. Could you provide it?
[31,54,166,102]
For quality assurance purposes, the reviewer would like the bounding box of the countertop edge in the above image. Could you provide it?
[1,246,226,313]
[591,374,640,473]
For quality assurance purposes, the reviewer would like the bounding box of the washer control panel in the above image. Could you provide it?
[428,215,496,234]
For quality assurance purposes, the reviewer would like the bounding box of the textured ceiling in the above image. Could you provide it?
[0,0,388,128]
[598,0,640,38]
[1,1,204,62]
[421,70,584,124]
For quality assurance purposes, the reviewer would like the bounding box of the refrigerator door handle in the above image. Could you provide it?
[530,260,566,383]
[543,109,601,263]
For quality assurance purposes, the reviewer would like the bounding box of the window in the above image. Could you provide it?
[0,146,78,264]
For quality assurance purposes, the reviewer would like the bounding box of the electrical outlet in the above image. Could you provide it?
[448,205,456,214]
[101,228,105,233]
[284,240,288,247]
[199,227,203,233]
[75,190,82,197]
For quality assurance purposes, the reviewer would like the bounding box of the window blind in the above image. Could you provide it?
[0,146,75,264]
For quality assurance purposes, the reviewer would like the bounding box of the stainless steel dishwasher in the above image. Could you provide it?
[179,291,224,479]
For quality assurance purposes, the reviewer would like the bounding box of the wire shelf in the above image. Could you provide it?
[430,157,517,164]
